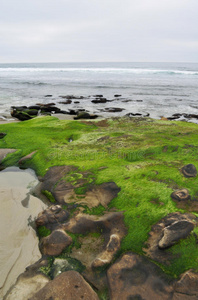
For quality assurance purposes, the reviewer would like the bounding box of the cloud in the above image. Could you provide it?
[0,0,198,62]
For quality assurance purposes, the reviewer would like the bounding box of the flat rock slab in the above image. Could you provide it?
[41,166,120,208]
[0,149,16,163]
[30,271,99,300]
[107,252,173,300]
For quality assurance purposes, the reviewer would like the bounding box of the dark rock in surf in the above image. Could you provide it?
[114,94,122,97]
[93,95,103,98]
[58,100,72,104]
[74,112,98,119]
[104,107,124,113]
[91,98,108,104]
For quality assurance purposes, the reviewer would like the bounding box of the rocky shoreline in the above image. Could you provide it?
[4,93,198,123]
[1,116,198,299]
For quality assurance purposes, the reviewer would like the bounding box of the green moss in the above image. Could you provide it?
[83,204,106,216]
[39,257,54,278]
[37,225,51,237]
[1,116,198,278]
[42,190,56,203]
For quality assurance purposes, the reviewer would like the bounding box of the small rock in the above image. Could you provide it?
[18,151,37,165]
[114,94,121,97]
[93,95,103,98]
[158,220,195,249]
[28,105,41,110]
[30,271,99,300]
[36,103,56,107]
[44,95,52,97]
[104,107,124,113]
[0,132,6,139]
[39,229,72,256]
[181,164,197,178]
[58,100,72,104]
[171,189,191,201]
[91,98,108,104]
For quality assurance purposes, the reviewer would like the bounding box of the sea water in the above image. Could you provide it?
[0,62,198,120]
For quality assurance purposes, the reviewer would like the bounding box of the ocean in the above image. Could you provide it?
[0,62,198,121]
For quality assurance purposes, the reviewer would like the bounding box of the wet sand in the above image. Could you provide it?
[0,167,46,299]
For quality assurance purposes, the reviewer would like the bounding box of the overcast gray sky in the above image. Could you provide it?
[0,0,198,63]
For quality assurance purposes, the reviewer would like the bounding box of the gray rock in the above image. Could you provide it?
[158,220,195,249]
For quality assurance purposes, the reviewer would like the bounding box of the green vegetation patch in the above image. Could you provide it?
[1,116,198,278]
[37,225,51,238]
[42,190,56,203]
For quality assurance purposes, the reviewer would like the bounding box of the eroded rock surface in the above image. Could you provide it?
[92,233,121,268]
[30,271,99,300]
[40,166,120,208]
[63,212,127,269]
[144,212,197,264]
[107,252,173,300]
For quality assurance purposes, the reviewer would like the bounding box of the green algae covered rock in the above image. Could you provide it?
[1,116,198,279]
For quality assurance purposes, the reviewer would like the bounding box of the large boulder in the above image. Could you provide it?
[39,229,72,256]
[29,271,99,300]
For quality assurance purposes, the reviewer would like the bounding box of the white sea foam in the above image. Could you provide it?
[0,67,197,75]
